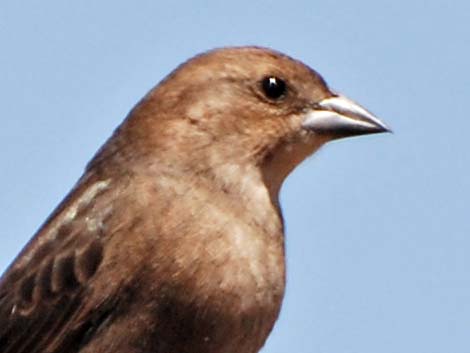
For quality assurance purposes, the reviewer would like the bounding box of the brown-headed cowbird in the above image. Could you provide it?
[0,47,389,353]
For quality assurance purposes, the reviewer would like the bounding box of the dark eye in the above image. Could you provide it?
[261,76,286,100]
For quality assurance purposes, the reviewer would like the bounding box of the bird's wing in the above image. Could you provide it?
[0,175,130,353]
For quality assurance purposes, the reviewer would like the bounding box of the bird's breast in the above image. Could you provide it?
[138,172,286,352]
[148,220,286,353]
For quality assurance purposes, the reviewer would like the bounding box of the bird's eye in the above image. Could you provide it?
[261,76,286,100]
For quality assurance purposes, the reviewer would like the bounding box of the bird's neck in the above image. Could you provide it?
[206,161,284,233]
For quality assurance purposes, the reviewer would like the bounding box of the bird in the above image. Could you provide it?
[0,46,389,353]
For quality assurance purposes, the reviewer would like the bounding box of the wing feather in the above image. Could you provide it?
[0,176,128,353]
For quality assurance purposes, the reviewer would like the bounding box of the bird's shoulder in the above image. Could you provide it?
[0,173,141,353]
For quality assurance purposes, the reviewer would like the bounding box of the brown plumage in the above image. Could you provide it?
[0,47,389,353]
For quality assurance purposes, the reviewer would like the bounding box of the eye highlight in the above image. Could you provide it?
[261,76,286,100]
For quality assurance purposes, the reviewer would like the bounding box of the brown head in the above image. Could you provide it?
[93,46,389,202]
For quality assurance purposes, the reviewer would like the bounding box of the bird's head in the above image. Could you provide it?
[109,47,389,200]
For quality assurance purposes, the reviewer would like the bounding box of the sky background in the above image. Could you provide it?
[0,1,469,352]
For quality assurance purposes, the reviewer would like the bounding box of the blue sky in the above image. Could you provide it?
[1,1,469,352]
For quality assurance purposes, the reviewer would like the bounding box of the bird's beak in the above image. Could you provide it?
[302,94,391,138]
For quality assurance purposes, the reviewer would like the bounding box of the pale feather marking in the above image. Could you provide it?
[15,179,111,267]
